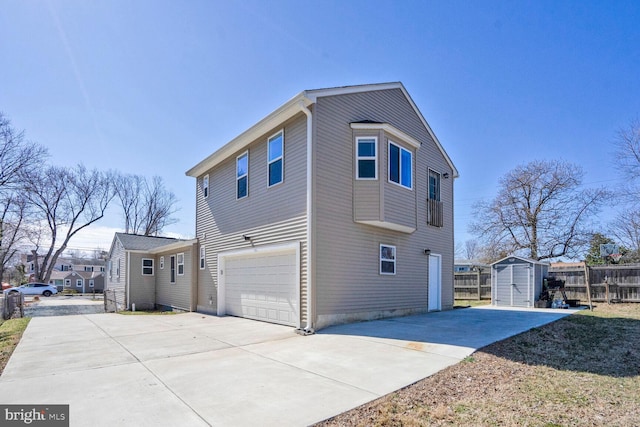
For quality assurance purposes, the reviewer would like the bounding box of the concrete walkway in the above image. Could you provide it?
[0,306,578,426]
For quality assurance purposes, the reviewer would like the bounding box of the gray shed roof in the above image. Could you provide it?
[115,233,183,251]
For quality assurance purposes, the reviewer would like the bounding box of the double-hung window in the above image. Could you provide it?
[160,256,164,270]
[237,152,248,199]
[356,137,377,179]
[388,142,412,189]
[268,131,283,187]
[428,169,443,227]
[142,258,154,276]
[177,253,185,276]
[203,174,209,198]
[199,246,206,270]
[380,244,396,275]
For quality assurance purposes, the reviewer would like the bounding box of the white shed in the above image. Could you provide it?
[491,256,549,307]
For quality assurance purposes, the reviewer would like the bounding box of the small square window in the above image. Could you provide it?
[380,244,396,275]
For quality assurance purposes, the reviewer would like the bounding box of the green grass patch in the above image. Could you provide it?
[0,317,30,375]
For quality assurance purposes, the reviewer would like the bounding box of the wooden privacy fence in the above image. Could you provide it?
[547,264,640,303]
[454,272,492,300]
[1,292,24,320]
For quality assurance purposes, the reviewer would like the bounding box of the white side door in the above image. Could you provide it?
[428,253,442,311]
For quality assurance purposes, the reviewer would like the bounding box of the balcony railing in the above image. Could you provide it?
[427,199,443,227]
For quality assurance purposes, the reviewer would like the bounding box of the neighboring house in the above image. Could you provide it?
[106,233,198,311]
[454,260,490,273]
[22,254,106,289]
[186,82,458,331]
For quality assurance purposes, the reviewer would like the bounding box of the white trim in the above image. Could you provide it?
[380,244,397,275]
[236,151,249,200]
[217,241,301,328]
[148,239,198,254]
[267,129,284,188]
[388,141,413,190]
[355,220,415,234]
[350,122,421,149]
[355,136,378,180]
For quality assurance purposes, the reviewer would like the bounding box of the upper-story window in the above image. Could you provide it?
[388,142,412,189]
[203,174,209,198]
[237,152,248,199]
[429,170,441,202]
[199,246,206,270]
[268,131,284,187]
[356,137,377,179]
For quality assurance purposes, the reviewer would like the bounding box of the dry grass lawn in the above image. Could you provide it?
[0,317,30,375]
[316,304,640,426]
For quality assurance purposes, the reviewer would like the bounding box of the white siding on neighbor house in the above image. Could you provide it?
[195,113,309,321]
[313,88,455,323]
[155,245,197,311]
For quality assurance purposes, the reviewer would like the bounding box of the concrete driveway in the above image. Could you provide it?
[0,306,578,426]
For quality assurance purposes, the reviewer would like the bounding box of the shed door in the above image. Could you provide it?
[511,264,531,307]
[219,244,299,327]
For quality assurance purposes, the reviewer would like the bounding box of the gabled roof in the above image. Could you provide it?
[185,82,458,179]
[114,233,182,252]
[491,255,550,266]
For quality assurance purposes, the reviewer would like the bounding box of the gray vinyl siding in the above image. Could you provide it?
[128,253,156,310]
[106,239,127,309]
[155,246,196,311]
[313,88,455,319]
[195,113,308,319]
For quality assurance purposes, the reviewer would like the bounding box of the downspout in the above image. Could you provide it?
[126,252,131,310]
[297,100,315,335]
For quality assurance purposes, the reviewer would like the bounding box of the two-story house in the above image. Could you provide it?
[186,82,458,331]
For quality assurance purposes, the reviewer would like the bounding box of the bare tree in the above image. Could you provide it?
[113,173,178,236]
[0,113,47,282]
[23,164,114,283]
[470,160,610,261]
[613,118,640,182]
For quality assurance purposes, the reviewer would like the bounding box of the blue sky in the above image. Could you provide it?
[1,0,639,252]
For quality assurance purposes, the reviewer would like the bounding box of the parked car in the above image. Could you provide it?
[3,283,58,297]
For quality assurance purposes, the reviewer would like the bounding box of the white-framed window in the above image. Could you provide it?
[356,137,377,179]
[268,130,284,187]
[380,244,396,275]
[200,246,206,270]
[429,169,441,202]
[64,279,71,287]
[203,174,209,198]
[160,256,165,270]
[142,258,154,276]
[388,142,412,189]
[89,279,94,288]
[177,253,184,276]
[237,151,248,199]
[76,279,82,288]
[116,259,120,279]
[170,255,176,283]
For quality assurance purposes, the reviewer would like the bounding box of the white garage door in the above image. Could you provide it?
[219,243,299,327]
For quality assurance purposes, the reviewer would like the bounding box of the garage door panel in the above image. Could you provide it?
[222,248,299,327]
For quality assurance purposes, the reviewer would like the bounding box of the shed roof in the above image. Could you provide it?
[491,255,550,266]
